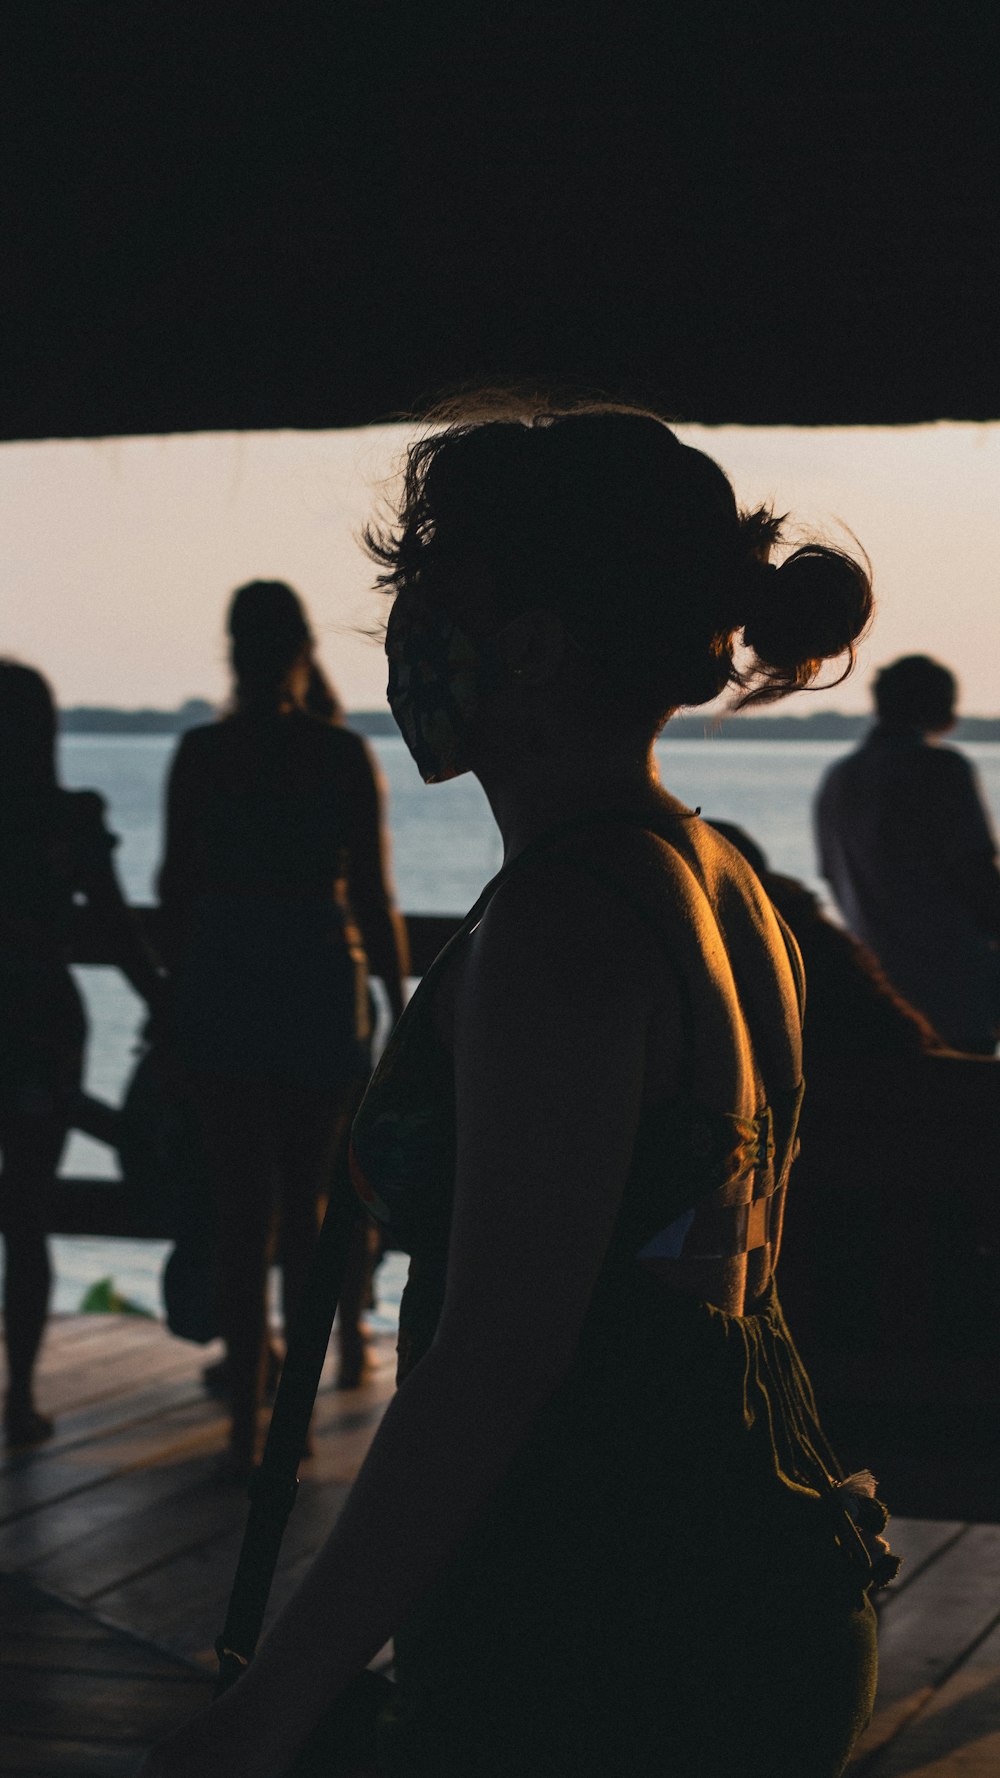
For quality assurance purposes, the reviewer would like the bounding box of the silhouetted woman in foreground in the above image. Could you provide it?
[0,661,163,1446]
[158,582,407,1476]
[144,407,891,1778]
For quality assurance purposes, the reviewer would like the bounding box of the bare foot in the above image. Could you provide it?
[4,1401,55,1448]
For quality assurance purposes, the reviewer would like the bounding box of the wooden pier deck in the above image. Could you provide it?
[2,1314,998,1776]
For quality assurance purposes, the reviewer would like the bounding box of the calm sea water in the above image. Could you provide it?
[39,731,1000,1313]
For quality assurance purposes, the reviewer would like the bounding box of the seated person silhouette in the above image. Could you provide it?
[815,655,1000,1054]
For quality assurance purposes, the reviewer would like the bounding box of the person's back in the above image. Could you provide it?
[157,582,408,1469]
[816,656,1000,1053]
[161,708,370,904]
[1,783,113,956]
[161,711,367,1070]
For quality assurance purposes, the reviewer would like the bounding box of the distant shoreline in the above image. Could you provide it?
[59,704,1000,743]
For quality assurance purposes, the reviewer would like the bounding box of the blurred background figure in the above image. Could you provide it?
[815,654,1000,1054]
[302,658,344,726]
[708,819,944,1076]
[0,660,164,1446]
[157,583,407,1477]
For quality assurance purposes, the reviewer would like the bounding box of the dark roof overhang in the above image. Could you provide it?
[3,5,998,441]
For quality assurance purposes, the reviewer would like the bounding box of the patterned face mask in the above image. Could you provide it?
[386,600,506,784]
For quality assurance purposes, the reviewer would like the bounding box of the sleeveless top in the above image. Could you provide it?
[350,814,881,1593]
[351,815,880,1777]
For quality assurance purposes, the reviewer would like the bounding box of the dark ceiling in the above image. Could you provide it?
[3,3,999,440]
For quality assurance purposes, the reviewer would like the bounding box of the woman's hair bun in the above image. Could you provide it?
[736,533,874,707]
[367,393,876,725]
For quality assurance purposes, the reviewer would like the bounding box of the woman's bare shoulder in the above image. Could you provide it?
[684,826,803,1079]
[465,839,686,1009]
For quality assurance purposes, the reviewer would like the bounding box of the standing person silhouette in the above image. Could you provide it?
[816,654,1000,1053]
[142,403,892,1778]
[158,583,407,1477]
[0,661,164,1446]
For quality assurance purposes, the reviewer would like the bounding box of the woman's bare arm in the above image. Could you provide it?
[137,865,656,1778]
[156,731,204,973]
[82,851,166,1012]
[73,794,166,1012]
[341,735,409,1023]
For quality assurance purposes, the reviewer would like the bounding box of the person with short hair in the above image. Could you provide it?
[815,654,1000,1053]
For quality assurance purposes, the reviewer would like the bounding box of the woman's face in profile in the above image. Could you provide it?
[384,563,510,784]
[389,544,501,639]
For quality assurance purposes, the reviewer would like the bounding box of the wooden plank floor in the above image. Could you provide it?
[1,1314,396,1775]
[2,1315,998,1776]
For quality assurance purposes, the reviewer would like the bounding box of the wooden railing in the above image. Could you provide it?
[66,906,460,977]
[14,904,1000,1421]
[34,908,463,1239]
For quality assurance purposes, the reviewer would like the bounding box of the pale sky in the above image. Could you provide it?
[2,423,998,715]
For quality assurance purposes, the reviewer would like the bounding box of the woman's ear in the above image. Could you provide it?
[496,609,568,686]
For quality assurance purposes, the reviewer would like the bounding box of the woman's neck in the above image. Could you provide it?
[234,692,301,718]
[473,735,678,863]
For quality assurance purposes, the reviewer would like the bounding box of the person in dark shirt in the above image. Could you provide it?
[708,819,944,1074]
[0,660,164,1446]
[815,655,1000,1053]
[158,582,408,1476]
